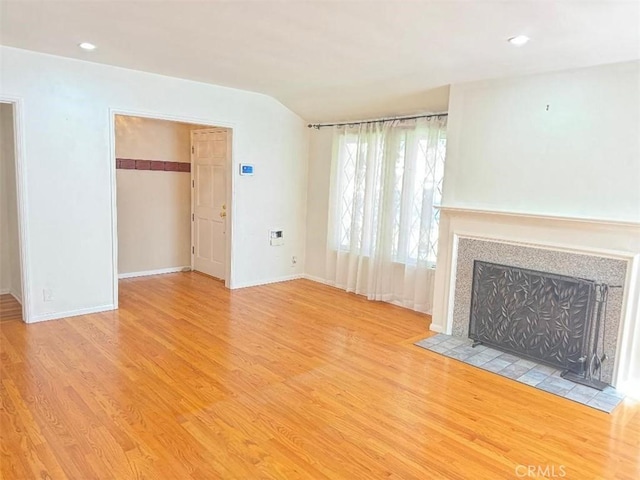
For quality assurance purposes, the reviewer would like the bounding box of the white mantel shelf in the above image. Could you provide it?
[436,206,640,229]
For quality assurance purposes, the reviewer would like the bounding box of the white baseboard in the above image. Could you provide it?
[616,380,640,400]
[429,323,444,333]
[10,289,22,305]
[301,274,333,286]
[29,304,115,324]
[118,266,191,279]
[303,274,434,318]
[0,288,22,304]
[230,273,305,290]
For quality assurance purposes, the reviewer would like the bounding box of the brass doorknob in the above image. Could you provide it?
[220,211,226,218]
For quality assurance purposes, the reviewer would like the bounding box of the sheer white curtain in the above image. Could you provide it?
[325,116,447,314]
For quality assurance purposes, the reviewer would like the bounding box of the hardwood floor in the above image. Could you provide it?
[1,273,638,479]
[0,294,22,323]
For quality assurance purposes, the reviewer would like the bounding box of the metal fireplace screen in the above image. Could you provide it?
[469,261,596,372]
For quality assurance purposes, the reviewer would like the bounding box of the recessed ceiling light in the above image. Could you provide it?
[508,35,530,46]
[78,42,96,51]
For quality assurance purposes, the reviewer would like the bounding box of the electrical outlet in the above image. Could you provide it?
[291,256,297,267]
[43,288,53,302]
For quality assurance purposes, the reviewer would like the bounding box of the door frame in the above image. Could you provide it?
[108,108,235,308]
[190,128,231,282]
[0,96,32,323]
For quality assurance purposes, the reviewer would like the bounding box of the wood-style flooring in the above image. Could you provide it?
[1,273,638,479]
[0,294,22,323]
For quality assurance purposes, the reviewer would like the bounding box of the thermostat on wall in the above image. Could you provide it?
[240,164,254,176]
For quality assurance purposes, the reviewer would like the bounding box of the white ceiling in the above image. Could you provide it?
[2,1,639,122]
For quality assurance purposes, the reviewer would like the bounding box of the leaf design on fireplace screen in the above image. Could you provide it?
[469,261,595,371]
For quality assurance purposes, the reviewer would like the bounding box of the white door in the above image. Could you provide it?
[191,128,228,279]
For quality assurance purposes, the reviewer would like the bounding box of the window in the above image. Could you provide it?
[332,119,447,266]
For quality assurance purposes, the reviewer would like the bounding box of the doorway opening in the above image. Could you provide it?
[0,102,25,322]
[112,114,232,300]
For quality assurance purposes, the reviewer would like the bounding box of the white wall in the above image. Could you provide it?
[0,104,12,293]
[304,127,333,280]
[115,115,194,163]
[443,61,640,222]
[0,103,22,301]
[0,47,308,322]
[117,170,192,275]
[115,116,202,275]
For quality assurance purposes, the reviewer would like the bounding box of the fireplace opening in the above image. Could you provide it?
[468,261,613,390]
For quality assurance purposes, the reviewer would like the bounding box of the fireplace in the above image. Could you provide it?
[468,261,613,389]
[440,235,628,386]
[431,208,640,395]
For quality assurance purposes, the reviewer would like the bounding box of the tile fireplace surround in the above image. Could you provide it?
[431,207,640,396]
[453,238,625,384]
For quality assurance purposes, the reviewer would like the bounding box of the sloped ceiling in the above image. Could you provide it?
[2,1,639,121]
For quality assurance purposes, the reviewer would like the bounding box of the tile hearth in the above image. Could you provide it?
[415,333,624,413]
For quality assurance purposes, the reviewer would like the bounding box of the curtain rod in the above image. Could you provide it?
[307,112,448,129]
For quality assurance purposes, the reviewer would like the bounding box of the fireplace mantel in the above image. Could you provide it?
[436,206,640,229]
[431,207,640,395]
